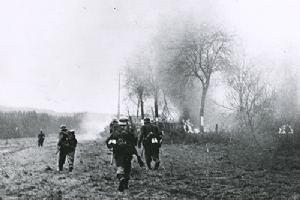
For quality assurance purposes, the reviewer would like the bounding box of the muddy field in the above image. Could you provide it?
[1,137,300,200]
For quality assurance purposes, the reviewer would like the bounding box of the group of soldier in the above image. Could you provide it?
[106,117,163,192]
[36,117,162,192]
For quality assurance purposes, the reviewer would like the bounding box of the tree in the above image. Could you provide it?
[124,54,151,120]
[227,61,275,145]
[166,25,231,132]
[275,65,299,123]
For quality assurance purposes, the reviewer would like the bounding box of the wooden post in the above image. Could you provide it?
[215,124,219,134]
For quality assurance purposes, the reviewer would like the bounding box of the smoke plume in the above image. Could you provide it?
[77,113,113,141]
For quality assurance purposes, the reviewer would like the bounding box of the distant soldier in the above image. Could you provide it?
[38,129,45,147]
[138,118,162,170]
[106,120,142,192]
[57,125,78,172]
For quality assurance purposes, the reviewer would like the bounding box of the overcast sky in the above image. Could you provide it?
[0,0,299,114]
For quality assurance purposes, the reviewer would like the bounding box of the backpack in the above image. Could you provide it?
[61,132,77,149]
[108,129,135,155]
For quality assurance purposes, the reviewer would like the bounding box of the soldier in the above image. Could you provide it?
[138,118,162,170]
[106,120,141,192]
[37,129,45,147]
[119,118,144,167]
[57,125,78,172]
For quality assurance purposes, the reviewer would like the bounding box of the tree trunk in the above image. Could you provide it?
[136,99,140,118]
[215,124,218,134]
[200,86,208,133]
[248,115,262,148]
[140,95,144,120]
[154,91,159,122]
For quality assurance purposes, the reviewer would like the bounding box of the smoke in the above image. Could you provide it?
[77,113,113,141]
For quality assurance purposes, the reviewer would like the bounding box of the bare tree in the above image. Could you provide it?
[145,49,161,122]
[167,25,232,132]
[227,61,275,145]
[124,56,151,120]
[275,65,299,123]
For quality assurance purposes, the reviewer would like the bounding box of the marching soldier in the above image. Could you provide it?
[37,129,45,147]
[106,119,142,192]
[57,125,78,172]
[119,118,144,167]
[138,118,162,170]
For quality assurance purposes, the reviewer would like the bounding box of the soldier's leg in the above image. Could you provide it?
[133,147,144,167]
[153,147,160,170]
[123,155,132,189]
[144,148,152,170]
[67,150,75,172]
[58,150,67,171]
[115,154,126,192]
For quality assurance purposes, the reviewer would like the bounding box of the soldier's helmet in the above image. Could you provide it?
[144,118,151,124]
[60,125,67,130]
[112,119,118,124]
[119,118,129,123]
[119,118,129,131]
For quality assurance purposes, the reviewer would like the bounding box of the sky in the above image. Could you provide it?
[0,0,299,114]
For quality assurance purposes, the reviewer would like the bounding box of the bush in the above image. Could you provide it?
[161,126,230,145]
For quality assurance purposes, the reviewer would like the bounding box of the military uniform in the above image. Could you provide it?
[57,126,77,172]
[106,123,139,192]
[138,118,162,170]
[38,130,45,147]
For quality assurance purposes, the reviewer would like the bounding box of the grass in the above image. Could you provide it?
[1,135,300,199]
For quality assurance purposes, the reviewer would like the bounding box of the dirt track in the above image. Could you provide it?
[1,137,300,199]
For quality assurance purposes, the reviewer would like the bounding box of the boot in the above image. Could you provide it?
[118,178,126,192]
[146,162,152,170]
[154,161,160,170]
[137,156,144,167]
[124,179,129,189]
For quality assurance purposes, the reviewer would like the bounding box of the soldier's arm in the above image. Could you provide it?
[105,135,110,145]
[74,137,78,148]
[57,133,62,145]
[57,132,65,147]
[106,135,114,149]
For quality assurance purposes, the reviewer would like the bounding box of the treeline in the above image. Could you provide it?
[123,17,300,147]
[0,111,83,139]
